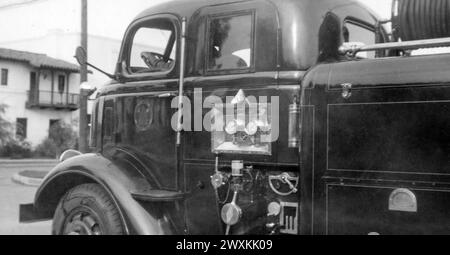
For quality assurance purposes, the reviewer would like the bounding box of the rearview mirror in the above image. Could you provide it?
[73,46,117,80]
[75,46,87,66]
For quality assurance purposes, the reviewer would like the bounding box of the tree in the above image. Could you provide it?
[49,121,78,155]
[35,121,78,158]
[0,104,12,146]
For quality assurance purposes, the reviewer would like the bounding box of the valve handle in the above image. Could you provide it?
[268,173,299,196]
[282,175,298,193]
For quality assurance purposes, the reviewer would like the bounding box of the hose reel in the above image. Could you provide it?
[392,0,450,41]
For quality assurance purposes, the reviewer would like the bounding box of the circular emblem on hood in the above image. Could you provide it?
[134,100,153,131]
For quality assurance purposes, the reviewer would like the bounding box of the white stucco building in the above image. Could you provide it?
[0,48,80,146]
[0,30,121,88]
[0,0,159,87]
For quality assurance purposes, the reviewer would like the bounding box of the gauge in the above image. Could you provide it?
[267,202,281,216]
[211,172,227,189]
[225,120,238,135]
[245,121,258,136]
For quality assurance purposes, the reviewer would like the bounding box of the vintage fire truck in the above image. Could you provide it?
[20,0,450,235]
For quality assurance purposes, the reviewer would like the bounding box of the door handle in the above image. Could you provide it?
[341,83,352,99]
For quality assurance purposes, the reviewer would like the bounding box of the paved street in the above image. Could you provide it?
[0,161,55,235]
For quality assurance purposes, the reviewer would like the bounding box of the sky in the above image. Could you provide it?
[0,0,393,43]
[0,0,160,42]
[362,0,392,19]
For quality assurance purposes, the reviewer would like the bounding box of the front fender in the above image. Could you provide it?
[32,153,170,235]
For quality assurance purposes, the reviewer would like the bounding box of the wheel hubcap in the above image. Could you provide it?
[64,211,102,235]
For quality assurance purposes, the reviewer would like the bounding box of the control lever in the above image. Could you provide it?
[281,174,298,193]
[222,190,241,236]
[268,172,299,196]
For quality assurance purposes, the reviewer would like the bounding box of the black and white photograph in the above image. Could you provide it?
[0,0,449,240]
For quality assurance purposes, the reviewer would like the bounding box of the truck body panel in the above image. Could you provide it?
[301,54,450,234]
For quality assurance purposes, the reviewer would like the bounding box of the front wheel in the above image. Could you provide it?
[52,184,125,235]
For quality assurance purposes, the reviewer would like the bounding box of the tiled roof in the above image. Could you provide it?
[0,48,80,73]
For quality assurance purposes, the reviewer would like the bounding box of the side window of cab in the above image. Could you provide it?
[206,11,255,74]
[122,16,178,78]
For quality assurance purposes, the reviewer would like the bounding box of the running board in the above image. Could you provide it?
[131,189,185,202]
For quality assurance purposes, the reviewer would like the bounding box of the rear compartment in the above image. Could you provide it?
[301,54,450,235]
[327,185,450,235]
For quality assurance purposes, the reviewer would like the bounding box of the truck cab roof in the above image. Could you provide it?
[129,0,381,71]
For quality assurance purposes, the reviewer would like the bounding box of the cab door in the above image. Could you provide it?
[103,15,184,233]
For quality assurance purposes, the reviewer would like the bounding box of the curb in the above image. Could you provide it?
[12,172,46,187]
[0,160,58,169]
[0,159,57,164]
[0,159,58,163]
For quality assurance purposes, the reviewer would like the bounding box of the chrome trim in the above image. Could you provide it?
[59,149,82,162]
[339,37,450,56]
[389,188,418,213]
[176,17,187,146]
[280,202,298,235]
[341,83,352,99]
[288,101,301,148]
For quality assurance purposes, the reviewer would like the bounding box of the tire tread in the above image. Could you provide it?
[52,183,124,235]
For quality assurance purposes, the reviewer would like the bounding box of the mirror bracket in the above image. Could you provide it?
[74,46,117,81]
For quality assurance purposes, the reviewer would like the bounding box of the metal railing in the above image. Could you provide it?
[339,37,450,56]
[27,90,80,109]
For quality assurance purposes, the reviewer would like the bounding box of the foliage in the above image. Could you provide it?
[0,104,12,146]
[34,121,78,158]
[0,104,32,158]
[49,121,78,153]
[0,109,78,159]
[0,139,32,159]
[34,138,59,158]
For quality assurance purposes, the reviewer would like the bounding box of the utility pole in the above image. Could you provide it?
[79,0,88,153]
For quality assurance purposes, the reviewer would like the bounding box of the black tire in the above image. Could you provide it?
[52,183,125,235]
